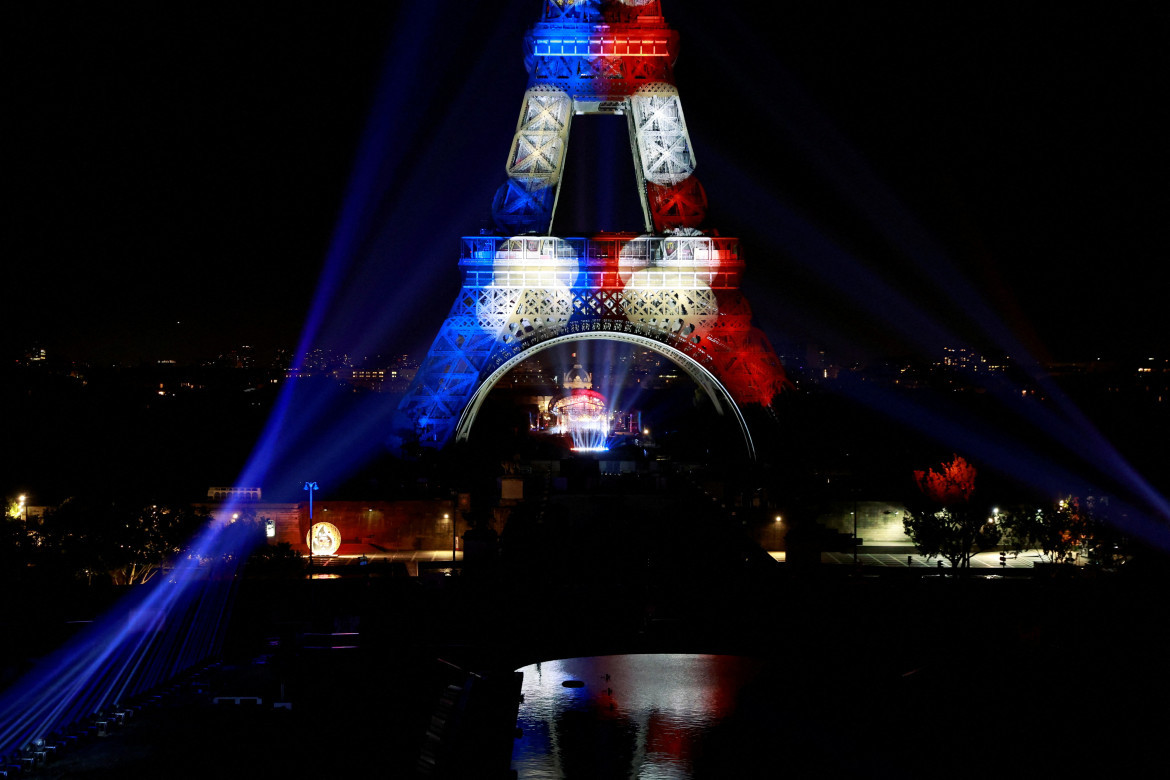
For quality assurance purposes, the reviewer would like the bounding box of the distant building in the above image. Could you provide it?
[207,486,262,502]
[349,369,387,392]
[937,346,1009,374]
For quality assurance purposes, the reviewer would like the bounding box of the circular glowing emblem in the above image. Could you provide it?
[306,522,341,556]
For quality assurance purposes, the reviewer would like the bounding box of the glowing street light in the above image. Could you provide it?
[16,495,29,541]
[443,513,456,562]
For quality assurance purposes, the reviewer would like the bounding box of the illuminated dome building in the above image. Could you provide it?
[562,362,592,392]
[547,360,610,451]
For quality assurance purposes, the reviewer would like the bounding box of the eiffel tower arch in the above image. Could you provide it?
[399,0,787,455]
[455,329,759,455]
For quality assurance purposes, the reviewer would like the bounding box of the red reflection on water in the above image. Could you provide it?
[513,654,765,777]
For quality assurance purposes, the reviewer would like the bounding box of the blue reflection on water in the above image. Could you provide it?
[512,654,763,779]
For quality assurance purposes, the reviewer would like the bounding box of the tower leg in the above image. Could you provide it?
[492,88,574,235]
[627,85,707,231]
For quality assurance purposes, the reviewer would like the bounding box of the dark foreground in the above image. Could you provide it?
[14,495,1170,778]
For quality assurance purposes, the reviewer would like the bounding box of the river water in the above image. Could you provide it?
[510,654,768,779]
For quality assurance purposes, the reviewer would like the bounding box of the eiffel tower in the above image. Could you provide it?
[399,0,787,457]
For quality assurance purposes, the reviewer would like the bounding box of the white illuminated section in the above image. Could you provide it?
[489,237,580,343]
[631,85,696,186]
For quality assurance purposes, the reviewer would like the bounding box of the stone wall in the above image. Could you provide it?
[814,500,913,545]
[204,499,462,552]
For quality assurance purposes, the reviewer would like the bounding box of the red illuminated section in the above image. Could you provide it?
[647,178,707,232]
[915,455,977,506]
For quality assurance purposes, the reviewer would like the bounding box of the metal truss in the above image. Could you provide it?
[540,1,663,25]
[629,86,695,187]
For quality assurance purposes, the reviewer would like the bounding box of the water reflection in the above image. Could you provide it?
[512,654,763,778]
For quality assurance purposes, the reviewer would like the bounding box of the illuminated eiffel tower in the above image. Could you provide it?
[399,0,787,456]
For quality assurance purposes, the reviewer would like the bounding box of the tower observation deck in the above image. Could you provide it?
[399,0,787,455]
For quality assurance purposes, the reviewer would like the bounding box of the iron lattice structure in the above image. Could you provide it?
[400,0,787,451]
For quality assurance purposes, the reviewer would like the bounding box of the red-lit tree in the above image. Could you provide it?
[903,455,999,570]
[914,455,977,506]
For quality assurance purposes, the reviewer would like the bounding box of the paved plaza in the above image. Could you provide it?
[325,547,1053,575]
[769,548,1048,569]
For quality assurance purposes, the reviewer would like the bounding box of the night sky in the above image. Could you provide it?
[8,1,1167,366]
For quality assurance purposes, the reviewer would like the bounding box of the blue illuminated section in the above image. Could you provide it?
[290,3,447,372]
[0,513,260,758]
[399,236,584,446]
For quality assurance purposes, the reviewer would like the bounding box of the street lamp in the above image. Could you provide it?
[17,495,28,542]
[852,504,858,565]
[444,513,455,562]
[303,482,319,570]
[303,482,319,520]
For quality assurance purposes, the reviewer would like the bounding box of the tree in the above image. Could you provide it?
[903,455,999,570]
[107,504,208,585]
[1076,496,1131,568]
[33,498,207,585]
[1000,495,1125,567]
[33,496,120,584]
